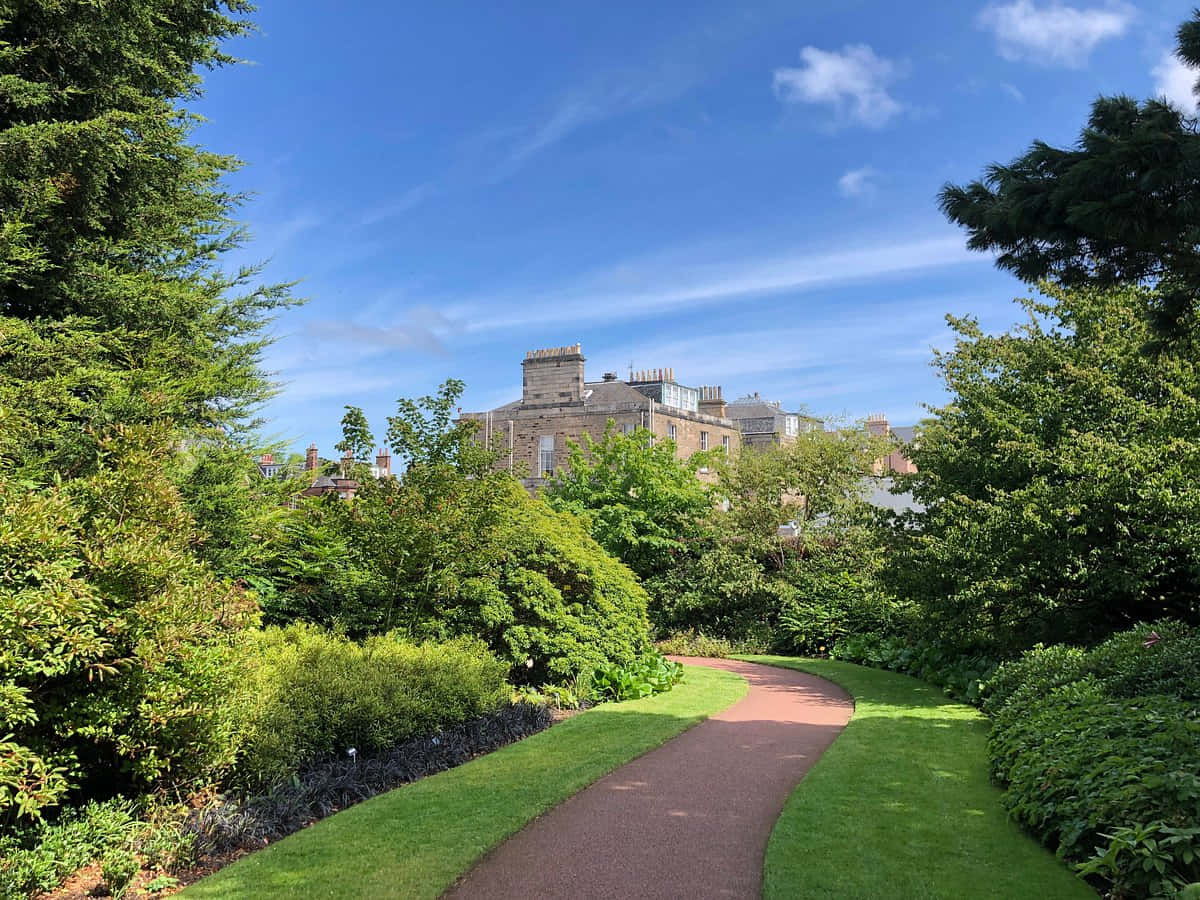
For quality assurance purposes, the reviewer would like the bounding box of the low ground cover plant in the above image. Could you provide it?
[591,652,685,702]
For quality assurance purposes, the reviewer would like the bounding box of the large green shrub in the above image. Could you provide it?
[895,285,1200,650]
[1,427,253,822]
[236,626,511,787]
[989,690,1200,865]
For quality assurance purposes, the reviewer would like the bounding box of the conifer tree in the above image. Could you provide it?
[939,10,1200,346]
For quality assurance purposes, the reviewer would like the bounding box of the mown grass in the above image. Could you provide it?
[740,656,1095,900]
[183,664,747,899]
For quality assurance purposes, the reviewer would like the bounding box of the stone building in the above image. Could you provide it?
[865,414,918,475]
[459,344,742,487]
[724,392,822,448]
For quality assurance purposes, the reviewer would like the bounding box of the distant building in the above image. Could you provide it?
[865,414,917,475]
[295,442,394,500]
[459,344,742,488]
[725,392,823,448]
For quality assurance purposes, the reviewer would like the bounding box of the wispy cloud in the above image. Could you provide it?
[303,305,462,355]
[977,1,1134,68]
[1000,82,1025,102]
[772,44,906,129]
[456,233,979,336]
[484,57,702,182]
[837,165,880,197]
[1153,50,1199,115]
[359,184,434,226]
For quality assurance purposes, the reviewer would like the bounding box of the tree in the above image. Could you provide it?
[543,423,714,581]
[938,10,1200,345]
[0,1,297,478]
[0,1,294,819]
[335,405,375,466]
[385,379,496,477]
[894,284,1200,649]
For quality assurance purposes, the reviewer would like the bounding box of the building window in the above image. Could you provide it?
[700,431,709,451]
[538,435,554,477]
[722,435,731,450]
[785,415,798,437]
[668,424,677,441]
[622,423,636,435]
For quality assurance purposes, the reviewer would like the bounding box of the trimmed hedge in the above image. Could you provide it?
[236,626,511,788]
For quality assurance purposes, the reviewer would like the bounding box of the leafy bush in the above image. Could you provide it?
[982,622,1200,897]
[989,691,1200,866]
[655,629,734,658]
[778,571,902,656]
[831,633,1001,705]
[236,625,511,788]
[0,799,139,898]
[263,399,653,684]
[982,620,1200,715]
[1,427,254,821]
[1076,822,1200,899]
[591,653,684,702]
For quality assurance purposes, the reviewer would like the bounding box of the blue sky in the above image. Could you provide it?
[192,0,1196,454]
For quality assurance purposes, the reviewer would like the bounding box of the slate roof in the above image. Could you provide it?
[891,426,916,443]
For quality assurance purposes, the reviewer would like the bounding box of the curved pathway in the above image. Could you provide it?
[444,657,853,900]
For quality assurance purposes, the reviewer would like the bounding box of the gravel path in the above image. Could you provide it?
[444,657,853,900]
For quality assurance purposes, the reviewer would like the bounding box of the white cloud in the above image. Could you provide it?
[1000,82,1025,102]
[1152,50,1199,115]
[978,1,1135,68]
[837,166,880,197]
[772,44,905,128]
[456,233,980,336]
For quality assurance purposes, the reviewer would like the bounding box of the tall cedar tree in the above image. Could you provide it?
[0,1,296,478]
[938,10,1200,346]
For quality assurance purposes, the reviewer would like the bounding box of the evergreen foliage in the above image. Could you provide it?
[939,10,1200,345]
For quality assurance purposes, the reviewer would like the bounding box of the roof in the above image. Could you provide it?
[583,379,653,405]
[891,426,916,443]
[311,475,337,488]
[863,477,925,514]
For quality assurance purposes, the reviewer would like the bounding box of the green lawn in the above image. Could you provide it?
[740,656,1095,900]
[183,664,747,899]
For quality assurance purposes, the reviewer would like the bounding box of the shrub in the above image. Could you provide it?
[1076,822,1200,899]
[236,625,511,787]
[267,470,652,684]
[655,629,734,658]
[1,428,254,820]
[982,619,1200,715]
[989,691,1200,867]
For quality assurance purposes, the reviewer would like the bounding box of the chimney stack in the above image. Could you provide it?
[698,385,726,418]
[260,452,274,465]
[521,343,586,405]
[306,443,318,471]
[375,447,391,477]
[865,413,890,437]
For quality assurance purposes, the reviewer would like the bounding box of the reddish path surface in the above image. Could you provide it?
[444,658,853,900]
